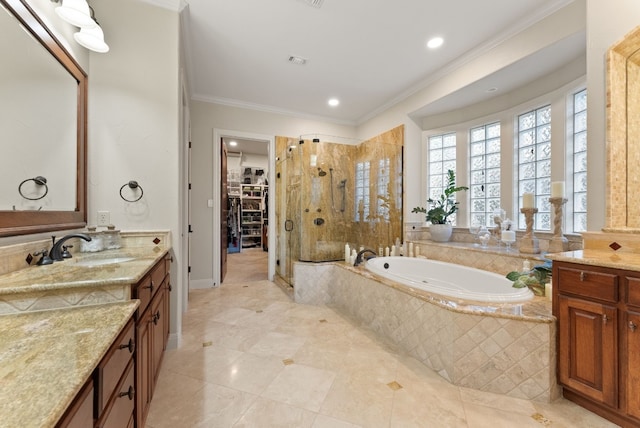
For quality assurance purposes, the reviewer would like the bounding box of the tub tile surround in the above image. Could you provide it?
[294,262,558,402]
[0,230,170,314]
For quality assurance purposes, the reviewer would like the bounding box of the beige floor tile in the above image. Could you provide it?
[163,345,244,382]
[390,377,467,428]
[459,387,537,416]
[232,397,317,428]
[532,399,620,428]
[463,401,545,428]
[247,331,307,359]
[207,352,286,395]
[320,374,394,427]
[261,364,336,412]
[312,414,363,428]
[148,382,256,428]
[293,337,355,372]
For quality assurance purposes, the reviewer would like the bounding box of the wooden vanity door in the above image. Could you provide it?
[624,310,640,420]
[558,295,618,408]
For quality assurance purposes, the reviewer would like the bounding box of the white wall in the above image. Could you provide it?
[585,0,640,231]
[88,0,183,344]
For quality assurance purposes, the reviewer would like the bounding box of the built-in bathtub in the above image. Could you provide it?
[293,258,557,402]
[366,256,534,304]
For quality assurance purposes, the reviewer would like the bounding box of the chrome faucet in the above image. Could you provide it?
[354,248,377,266]
[49,233,91,261]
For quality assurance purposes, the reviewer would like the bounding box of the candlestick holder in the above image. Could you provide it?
[548,197,569,253]
[519,207,540,254]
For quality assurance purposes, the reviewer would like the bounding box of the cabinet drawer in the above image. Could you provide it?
[557,266,618,303]
[98,360,135,428]
[134,261,166,315]
[96,320,135,415]
[626,276,640,307]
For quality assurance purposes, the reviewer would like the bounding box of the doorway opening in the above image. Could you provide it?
[213,129,274,286]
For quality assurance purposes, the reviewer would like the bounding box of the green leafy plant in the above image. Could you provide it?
[411,169,468,224]
[506,261,552,296]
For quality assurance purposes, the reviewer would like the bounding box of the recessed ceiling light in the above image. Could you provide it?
[328,98,340,107]
[288,55,307,65]
[229,141,238,146]
[427,37,444,49]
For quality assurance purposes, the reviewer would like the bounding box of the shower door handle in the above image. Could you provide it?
[285,219,294,232]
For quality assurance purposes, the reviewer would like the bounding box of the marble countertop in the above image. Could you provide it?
[547,249,640,272]
[0,300,139,428]
[0,246,168,296]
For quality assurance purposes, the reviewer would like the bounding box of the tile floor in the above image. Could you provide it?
[146,249,618,427]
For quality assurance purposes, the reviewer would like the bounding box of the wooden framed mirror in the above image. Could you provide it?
[0,0,87,237]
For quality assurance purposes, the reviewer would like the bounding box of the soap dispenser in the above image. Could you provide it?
[103,224,122,250]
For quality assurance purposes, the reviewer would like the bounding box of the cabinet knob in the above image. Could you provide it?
[153,310,161,325]
[630,321,638,332]
[118,338,135,354]
[119,385,135,401]
[579,271,586,281]
[603,314,609,324]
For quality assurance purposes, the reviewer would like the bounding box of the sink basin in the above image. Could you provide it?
[74,257,135,267]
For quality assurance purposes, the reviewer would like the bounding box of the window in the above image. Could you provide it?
[376,158,390,221]
[469,122,501,227]
[517,105,551,231]
[571,89,587,232]
[354,161,370,222]
[428,133,457,224]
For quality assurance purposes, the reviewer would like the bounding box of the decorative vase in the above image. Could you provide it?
[429,224,452,242]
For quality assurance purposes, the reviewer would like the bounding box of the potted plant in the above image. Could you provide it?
[412,169,468,242]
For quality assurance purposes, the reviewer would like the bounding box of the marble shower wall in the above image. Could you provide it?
[275,126,403,281]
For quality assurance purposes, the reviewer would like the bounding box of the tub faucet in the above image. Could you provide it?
[49,233,91,261]
[354,248,377,266]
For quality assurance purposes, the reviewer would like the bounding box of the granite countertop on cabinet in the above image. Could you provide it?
[0,246,169,296]
[547,249,640,272]
[0,300,139,428]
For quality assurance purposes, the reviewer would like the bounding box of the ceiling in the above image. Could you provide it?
[180,0,583,127]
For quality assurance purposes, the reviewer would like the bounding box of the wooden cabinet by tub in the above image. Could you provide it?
[554,261,640,427]
[134,254,171,428]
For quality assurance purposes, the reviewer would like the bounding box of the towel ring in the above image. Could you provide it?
[119,180,144,202]
[18,176,49,201]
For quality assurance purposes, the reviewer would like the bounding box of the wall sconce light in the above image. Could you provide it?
[50,0,109,53]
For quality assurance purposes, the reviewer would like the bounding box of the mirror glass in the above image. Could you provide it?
[0,3,77,211]
[0,0,87,237]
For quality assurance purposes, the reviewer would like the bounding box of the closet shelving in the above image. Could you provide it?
[241,184,267,249]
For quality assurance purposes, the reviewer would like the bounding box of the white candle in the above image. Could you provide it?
[345,243,350,263]
[415,245,420,257]
[379,247,383,257]
[551,181,565,198]
[522,192,534,208]
[384,247,390,257]
[409,242,414,257]
[391,245,396,256]
[501,230,516,243]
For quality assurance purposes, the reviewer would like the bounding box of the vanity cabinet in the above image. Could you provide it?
[134,254,171,428]
[57,319,136,428]
[554,261,640,427]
